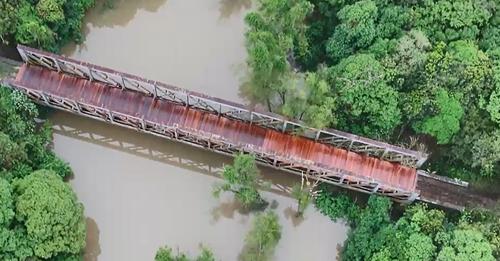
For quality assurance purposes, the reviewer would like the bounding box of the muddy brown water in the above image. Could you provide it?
[52,0,348,260]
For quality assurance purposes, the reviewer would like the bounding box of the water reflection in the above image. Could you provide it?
[211,199,248,222]
[90,0,168,28]
[219,0,252,19]
[84,217,101,261]
[283,207,305,227]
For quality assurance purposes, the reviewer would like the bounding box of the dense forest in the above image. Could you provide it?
[0,1,93,259]
[243,0,500,260]
[315,188,499,260]
[0,0,95,51]
[243,0,500,185]
[0,87,86,260]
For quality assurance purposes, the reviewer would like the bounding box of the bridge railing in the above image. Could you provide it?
[4,80,418,202]
[16,45,428,168]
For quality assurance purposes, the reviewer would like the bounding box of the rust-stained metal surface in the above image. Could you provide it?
[15,45,428,168]
[13,64,418,193]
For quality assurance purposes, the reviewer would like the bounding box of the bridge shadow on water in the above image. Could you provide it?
[50,111,299,199]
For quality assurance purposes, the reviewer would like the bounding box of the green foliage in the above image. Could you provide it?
[0,87,85,260]
[0,0,20,43]
[326,0,378,62]
[240,211,281,261]
[0,87,72,179]
[36,0,66,23]
[155,247,189,261]
[154,246,216,261]
[0,132,27,170]
[329,53,401,138]
[0,0,94,51]
[14,170,85,259]
[213,153,268,209]
[413,89,464,144]
[245,0,500,181]
[437,229,495,261]
[0,179,14,227]
[281,71,337,129]
[315,189,497,260]
[290,183,313,216]
[314,187,360,223]
[196,247,216,261]
[244,0,313,110]
[414,0,493,42]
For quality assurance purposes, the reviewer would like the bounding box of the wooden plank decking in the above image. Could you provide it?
[13,64,418,193]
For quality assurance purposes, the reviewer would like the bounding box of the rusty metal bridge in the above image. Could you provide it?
[4,45,496,210]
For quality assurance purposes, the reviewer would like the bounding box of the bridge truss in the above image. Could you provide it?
[5,45,428,202]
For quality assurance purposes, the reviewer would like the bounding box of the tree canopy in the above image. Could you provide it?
[0,0,94,52]
[154,246,216,261]
[240,211,282,261]
[0,87,85,260]
[213,153,269,209]
[244,0,500,181]
[315,188,498,261]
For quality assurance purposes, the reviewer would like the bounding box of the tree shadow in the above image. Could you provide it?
[210,198,249,223]
[283,206,305,227]
[210,198,279,223]
[83,217,101,261]
[219,0,252,19]
[90,0,168,28]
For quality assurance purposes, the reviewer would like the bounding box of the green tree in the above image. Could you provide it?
[290,183,313,217]
[0,0,94,51]
[437,229,495,261]
[315,186,498,260]
[326,0,378,62]
[0,88,72,179]
[36,0,66,23]
[415,0,493,43]
[314,186,360,223]
[328,53,401,138]
[154,246,216,261]
[15,4,56,51]
[213,154,268,209]
[0,132,27,170]
[0,178,14,227]
[155,247,189,261]
[240,211,281,261]
[413,89,464,144]
[0,0,20,44]
[244,0,313,110]
[281,71,337,129]
[13,170,86,259]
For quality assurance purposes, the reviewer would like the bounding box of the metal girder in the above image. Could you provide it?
[6,79,418,202]
[15,44,428,168]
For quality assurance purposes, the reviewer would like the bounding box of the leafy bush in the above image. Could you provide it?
[244,0,500,181]
[213,153,269,209]
[0,0,95,52]
[154,246,216,261]
[315,188,498,260]
[240,211,282,261]
[0,87,85,260]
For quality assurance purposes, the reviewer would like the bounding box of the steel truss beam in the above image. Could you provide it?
[6,82,419,202]
[16,45,428,168]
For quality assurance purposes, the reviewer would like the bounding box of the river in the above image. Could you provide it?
[51,0,348,260]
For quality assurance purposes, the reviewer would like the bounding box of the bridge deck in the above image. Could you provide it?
[14,64,417,192]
